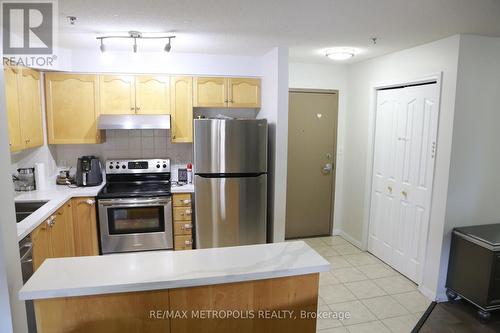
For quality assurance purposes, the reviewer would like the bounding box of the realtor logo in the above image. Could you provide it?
[2,1,54,54]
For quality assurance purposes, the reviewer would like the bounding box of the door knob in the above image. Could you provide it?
[388,186,393,193]
[402,191,408,198]
[322,163,333,175]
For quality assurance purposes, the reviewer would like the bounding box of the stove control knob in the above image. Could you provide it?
[122,165,126,169]
[163,164,167,168]
[109,166,114,169]
[156,164,161,168]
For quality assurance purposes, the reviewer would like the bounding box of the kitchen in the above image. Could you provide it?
[3,1,500,333]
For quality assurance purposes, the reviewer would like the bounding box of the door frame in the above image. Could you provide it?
[286,89,339,238]
[362,73,443,284]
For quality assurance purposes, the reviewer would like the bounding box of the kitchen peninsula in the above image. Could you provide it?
[19,241,329,333]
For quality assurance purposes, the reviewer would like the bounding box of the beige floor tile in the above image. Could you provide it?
[382,314,420,333]
[325,256,353,269]
[317,327,349,333]
[316,304,344,330]
[320,284,357,304]
[328,300,377,325]
[315,246,341,257]
[361,296,409,319]
[344,280,387,299]
[332,244,363,255]
[320,271,341,286]
[345,321,391,333]
[343,253,380,266]
[304,238,327,247]
[372,276,417,295]
[356,263,399,279]
[330,267,368,283]
[391,291,431,313]
[320,236,351,246]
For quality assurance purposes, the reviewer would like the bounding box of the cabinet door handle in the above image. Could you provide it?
[181,199,191,205]
[136,107,141,111]
[130,107,135,111]
[86,199,95,206]
[181,223,192,230]
[184,239,193,245]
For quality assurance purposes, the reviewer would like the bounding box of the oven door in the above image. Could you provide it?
[98,197,173,254]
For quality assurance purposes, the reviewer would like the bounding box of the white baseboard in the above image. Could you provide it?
[333,229,363,249]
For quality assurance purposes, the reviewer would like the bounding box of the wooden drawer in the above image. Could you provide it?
[173,193,192,207]
[175,235,193,250]
[173,206,192,221]
[174,221,193,236]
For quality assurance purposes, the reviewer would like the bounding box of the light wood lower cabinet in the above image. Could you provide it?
[172,193,193,250]
[45,73,104,144]
[71,197,99,256]
[31,197,99,270]
[34,290,170,333]
[33,274,319,333]
[32,202,75,271]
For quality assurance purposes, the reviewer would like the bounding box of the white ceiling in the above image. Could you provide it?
[58,0,500,64]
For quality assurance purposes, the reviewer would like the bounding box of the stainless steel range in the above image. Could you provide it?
[97,159,173,254]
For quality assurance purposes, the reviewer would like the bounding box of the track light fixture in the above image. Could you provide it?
[164,37,173,52]
[96,31,176,53]
[99,39,106,52]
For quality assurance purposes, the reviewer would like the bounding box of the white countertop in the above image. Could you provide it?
[15,184,105,241]
[170,183,194,193]
[19,241,329,300]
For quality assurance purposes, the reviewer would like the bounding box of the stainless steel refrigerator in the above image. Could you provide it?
[194,118,268,249]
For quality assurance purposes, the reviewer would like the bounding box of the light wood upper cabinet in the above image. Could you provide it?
[3,66,43,152]
[193,77,261,108]
[170,77,193,143]
[71,197,99,256]
[45,73,104,144]
[99,75,136,115]
[18,68,44,149]
[135,76,170,115]
[4,66,23,152]
[193,77,227,108]
[228,78,261,108]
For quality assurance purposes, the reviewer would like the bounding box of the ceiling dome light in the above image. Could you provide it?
[325,48,356,61]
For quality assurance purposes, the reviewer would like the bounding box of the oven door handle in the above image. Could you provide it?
[98,198,170,207]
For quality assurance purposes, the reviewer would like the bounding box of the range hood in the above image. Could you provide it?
[98,115,170,130]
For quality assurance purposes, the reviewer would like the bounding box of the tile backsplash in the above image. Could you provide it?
[54,129,193,181]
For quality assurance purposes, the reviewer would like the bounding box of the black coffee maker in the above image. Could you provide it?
[75,156,103,187]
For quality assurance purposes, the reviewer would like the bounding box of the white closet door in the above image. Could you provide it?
[368,83,439,284]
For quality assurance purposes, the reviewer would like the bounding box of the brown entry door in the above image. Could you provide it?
[286,90,338,239]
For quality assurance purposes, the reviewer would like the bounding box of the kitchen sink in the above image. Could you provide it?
[15,201,49,223]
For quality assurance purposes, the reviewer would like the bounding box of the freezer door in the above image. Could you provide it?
[194,119,268,174]
[194,174,267,248]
